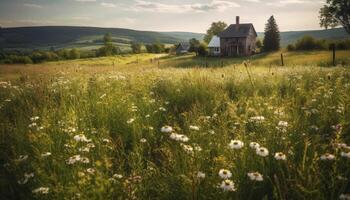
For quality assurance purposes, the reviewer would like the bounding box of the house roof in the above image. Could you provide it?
[218,23,257,38]
[208,36,220,47]
[176,43,190,50]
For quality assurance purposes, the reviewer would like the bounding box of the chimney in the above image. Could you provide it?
[236,16,240,31]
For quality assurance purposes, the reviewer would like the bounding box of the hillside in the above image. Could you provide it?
[257,28,349,46]
[0,26,348,51]
[0,26,188,51]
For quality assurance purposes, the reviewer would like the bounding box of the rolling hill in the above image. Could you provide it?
[0,26,348,52]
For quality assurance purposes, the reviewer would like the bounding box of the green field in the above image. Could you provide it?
[1,51,350,199]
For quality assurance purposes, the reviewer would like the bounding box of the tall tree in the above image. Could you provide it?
[98,33,120,56]
[103,33,113,45]
[263,16,280,52]
[131,42,142,54]
[204,21,227,44]
[189,38,200,56]
[319,0,350,34]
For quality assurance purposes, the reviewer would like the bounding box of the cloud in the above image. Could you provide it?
[23,3,43,8]
[71,16,91,20]
[280,0,306,4]
[245,0,260,2]
[133,0,240,13]
[101,2,116,8]
[75,0,96,2]
[266,0,321,7]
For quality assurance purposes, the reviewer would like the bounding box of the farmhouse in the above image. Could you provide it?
[218,16,257,56]
[175,43,190,54]
[208,35,221,56]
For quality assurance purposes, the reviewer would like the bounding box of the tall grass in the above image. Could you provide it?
[0,53,350,199]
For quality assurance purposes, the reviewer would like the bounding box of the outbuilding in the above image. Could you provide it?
[208,35,221,56]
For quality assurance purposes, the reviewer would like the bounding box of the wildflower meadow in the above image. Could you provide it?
[1,53,350,199]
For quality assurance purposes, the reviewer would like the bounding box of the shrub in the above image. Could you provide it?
[336,39,350,50]
[286,44,295,51]
[97,45,120,57]
[69,48,80,60]
[294,36,327,51]
[198,43,208,56]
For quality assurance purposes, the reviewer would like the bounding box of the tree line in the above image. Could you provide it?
[0,33,171,64]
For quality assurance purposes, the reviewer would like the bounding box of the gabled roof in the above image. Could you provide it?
[218,23,257,38]
[176,43,190,50]
[208,36,220,47]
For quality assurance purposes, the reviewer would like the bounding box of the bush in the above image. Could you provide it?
[198,43,208,56]
[69,48,80,60]
[286,44,295,51]
[336,40,350,50]
[294,36,327,51]
[97,45,120,57]
[131,42,142,54]
[1,55,33,64]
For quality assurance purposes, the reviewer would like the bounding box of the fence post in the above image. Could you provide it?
[332,45,336,66]
[280,53,284,66]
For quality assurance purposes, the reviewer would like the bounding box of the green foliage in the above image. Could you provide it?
[146,43,165,53]
[1,55,33,64]
[256,39,262,49]
[204,21,227,44]
[198,43,208,56]
[319,0,350,34]
[69,49,80,60]
[189,38,201,56]
[319,5,339,29]
[263,16,280,52]
[286,44,295,51]
[98,45,120,57]
[131,42,142,54]
[103,33,113,45]
[294,36,328,50]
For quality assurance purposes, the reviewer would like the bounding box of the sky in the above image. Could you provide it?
[0,0,327,33]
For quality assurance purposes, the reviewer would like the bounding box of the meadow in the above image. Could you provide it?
[1,51,350,199]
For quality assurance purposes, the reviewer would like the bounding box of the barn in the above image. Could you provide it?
[218,16,257,56]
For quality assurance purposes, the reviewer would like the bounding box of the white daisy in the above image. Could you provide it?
[127,118,135,124]
[249,142,260,150]
[161,125,173,133]
[41,152,51,157]
[113,174,123,179]
[189,125,200,131]
[73,134,91,143]
[274,152,287,160]
[247,172,264,181]
[256,147,269,157]
[219,169,232,179]
[32,187,49,194]
[278,121,288,127]
[250,116,265,122]
[229,140,244,149]
[341,152,350,159]
[320,153,335,161]
[140,138,147,143]
[197,171,206,179]
[86,168,95,174]
[220,180,236,192]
